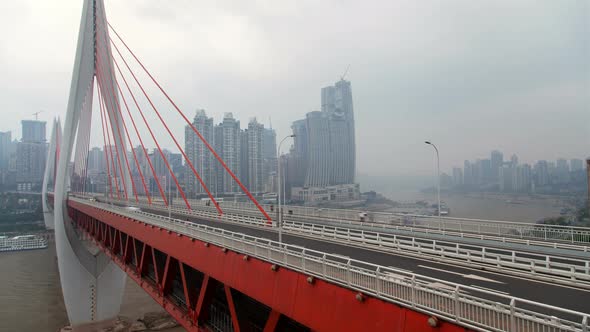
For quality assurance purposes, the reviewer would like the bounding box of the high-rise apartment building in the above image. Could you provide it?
[452,167,463,186]
[571,159,584,172]
[0,131,11,171]
[219,113,241,193]
[556,158,570,184]
[534,160,549,187]
[515,164,532,192]
[21,120,46,142]
[304,111,331,187]
[288,119,308,187]
[463,160,474,185]
[185,110,215,196]
[16,142,47,191]
[490,150,503,182]
[510,154,519,167]
[262,128,277,193]
[499,165,515,192]
[16,120,47,191]
[247,119,264,193]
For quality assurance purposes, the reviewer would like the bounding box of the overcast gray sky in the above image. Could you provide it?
[0,0,588,176]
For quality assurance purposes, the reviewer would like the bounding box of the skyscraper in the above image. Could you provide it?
[515,164,532,192]
[452,167,463,186]
[490,150,503,182]
[247,118,264,193]
[463,160,474,186]
[185,110,215,196]
[21,120,46,142]
[534,160,549,187]
[0,131,11,171]
[321,79,356,185]
[510,154,519,167]
[262,128,277,192]
[304,111,331,187]
[289,119,308,187]
[499,165,515,192]
[292,78,357,192]
[219,113,241,193]
[571,159,584,172]
[16,120,47,191]
[556,158,570,184]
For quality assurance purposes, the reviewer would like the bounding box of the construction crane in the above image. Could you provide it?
[32,111,43,120]
[340,65,350,81]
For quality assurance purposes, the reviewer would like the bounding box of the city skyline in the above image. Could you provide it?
[1,1,587,177]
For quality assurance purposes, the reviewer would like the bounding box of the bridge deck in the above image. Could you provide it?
[131,204,590,316]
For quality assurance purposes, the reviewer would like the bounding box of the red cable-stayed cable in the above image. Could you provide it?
[98,62,129,201]
[99,83,120,199]
[98,83,121,199]
[74,95,91,193]
[95,50,138,203]
[111,61,167,206]
[80,90,93,194]
[109,43,222,215]
[98,71,128,201]
[111,73,151,204]
[97,84,114,198]
[110,56,189,210]
[113,81,151,203]
[108,23,271,222]
[99,21,160,205]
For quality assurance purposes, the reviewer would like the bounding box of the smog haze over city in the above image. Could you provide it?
[2,1,590,332]
[1,0,587,177]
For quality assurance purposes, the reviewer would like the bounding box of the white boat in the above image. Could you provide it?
[0,234,48,252]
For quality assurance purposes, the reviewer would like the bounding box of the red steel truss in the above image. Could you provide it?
[67,199,471,332]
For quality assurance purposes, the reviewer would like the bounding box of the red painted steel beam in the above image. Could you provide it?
[224,285,243,332]
[263,310,280,332]
[69,201,472,332]
[195,275,216,326]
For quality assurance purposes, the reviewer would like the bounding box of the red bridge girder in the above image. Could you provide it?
[68,199,471,332]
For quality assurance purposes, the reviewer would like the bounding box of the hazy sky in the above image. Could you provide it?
[0,0,588,176]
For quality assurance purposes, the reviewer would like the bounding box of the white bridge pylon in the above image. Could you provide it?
[42,118,61,229]
[50,0,129,328]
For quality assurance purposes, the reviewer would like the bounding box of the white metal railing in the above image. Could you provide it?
[122,198,590,288]
[70,197,590,332]
[282,221,590,287]
[157,198,590,253]
[77,193,590,249]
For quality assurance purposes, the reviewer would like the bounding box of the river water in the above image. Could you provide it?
[0,242,183,332]
[381,190,568,222]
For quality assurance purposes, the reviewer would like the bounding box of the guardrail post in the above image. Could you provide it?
[375,267,381,296]
[346,260,352,286]
[301,248,306,270]
[322,254,327,277]
[582,316,588,332]
[571,228,575,243]
[510,299,516,332]
[454,285,460,322]
[411,275,416,308]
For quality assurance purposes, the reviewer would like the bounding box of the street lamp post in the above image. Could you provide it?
[425,141,441,220]
[167,174,171,219]
[277,134,295,245]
